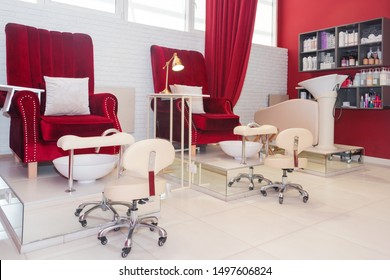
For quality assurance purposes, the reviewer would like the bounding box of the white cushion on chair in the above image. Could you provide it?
[104,172,167,201]
[171,84,205,114]
[234,125,277,136]
[44,76,90,116]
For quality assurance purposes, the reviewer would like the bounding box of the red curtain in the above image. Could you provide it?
[205,0,258,106]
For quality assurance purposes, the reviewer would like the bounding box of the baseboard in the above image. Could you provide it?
[0,153,13,159]
[363,156,390,166]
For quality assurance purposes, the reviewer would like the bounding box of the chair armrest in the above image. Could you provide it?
[90,93,118,116]
[90,93,121,130]
[203,97,235,114]
[8,90,41,145]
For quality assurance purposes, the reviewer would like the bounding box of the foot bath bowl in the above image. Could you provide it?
[219,140,261,160]
[53,154,118,183]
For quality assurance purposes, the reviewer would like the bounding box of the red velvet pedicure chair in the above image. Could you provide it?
[4,23,121,178]
[150,45,240,152]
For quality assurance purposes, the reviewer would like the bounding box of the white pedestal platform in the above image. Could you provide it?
[0,162,160,253]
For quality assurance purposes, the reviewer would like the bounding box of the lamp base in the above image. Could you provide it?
[160,88,171,94]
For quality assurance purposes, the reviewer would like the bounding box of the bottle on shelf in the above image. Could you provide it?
[368,47,375,65]
[353,73,361,86]
[372,50,379,65]
[341,56,347,67]
[349,54,355,66]
[380,67,387,85]
[364,93,369,108]
[348,30,355,45]
[366,69,373,86]
[373,68,380,85]
[387,68,390,85]
[367,47,373,59]
[339,31,345,47]
[308,56,313,70]
[360,96,364,108]
[302,57,308,71]
[374,95,382,108]
[361,69,367,86]
[377,47,382,63]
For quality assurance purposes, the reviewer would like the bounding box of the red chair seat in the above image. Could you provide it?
[192,113,240,131]
[40,115,115,141]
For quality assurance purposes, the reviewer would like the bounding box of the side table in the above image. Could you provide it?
[0,84,44,115]
[147,93,210,188]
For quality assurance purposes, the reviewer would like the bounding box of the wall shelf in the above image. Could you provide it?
[337,86,390,109]
[299,18,390,72]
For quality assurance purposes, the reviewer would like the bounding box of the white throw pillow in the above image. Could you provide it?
[44,76,90,116]
[172,84,205,114]
[169,84,176,93]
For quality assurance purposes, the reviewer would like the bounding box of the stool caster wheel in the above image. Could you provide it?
[279,196,284,204]
[260,190,267,197]
[150,222,158,231]
[74,208,82,217]
[121,247,131,258]
[303,195,309,203]
[158,236,167,246]
[80,220,87,227]
[249,183,254,190]
[98,236,108,245]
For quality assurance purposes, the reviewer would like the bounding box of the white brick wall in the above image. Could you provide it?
[0,0,287,155]
[237,44,288,125]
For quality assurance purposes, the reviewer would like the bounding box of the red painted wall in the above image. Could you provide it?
[277,0,390,159]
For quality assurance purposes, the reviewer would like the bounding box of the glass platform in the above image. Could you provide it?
[301,144,364,177]
[168,144,277,201]
[167,143,365,201]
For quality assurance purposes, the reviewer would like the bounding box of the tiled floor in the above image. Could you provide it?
[1,154,390,260]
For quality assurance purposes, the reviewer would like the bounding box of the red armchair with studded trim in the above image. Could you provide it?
[150,45,240,151]
[5,23,121,178]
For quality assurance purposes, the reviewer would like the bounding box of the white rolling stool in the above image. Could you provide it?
[228,123,278,190]
[260,128,312,204]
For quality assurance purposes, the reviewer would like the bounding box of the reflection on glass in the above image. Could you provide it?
[0,176,23,244]
[167,145,269,201]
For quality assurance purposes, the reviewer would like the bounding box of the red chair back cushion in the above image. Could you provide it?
[5,23,95,113]
[150,45,208,94]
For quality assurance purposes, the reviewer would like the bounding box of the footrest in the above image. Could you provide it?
[57,132,134,151]
[234,124,277,136]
